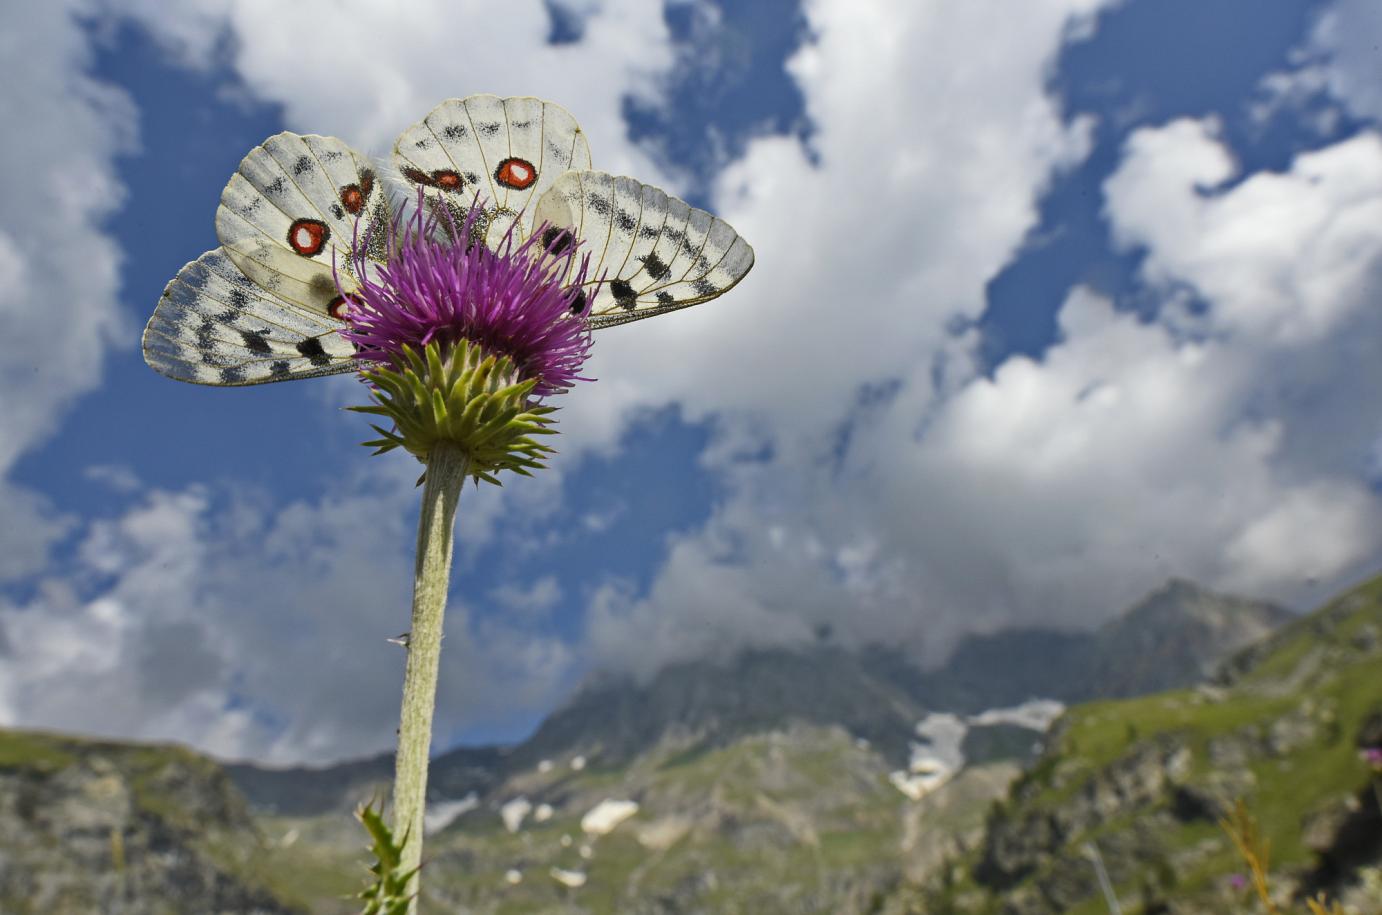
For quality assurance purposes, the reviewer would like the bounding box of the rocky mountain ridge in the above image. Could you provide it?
[0,729,302,914]
[900,574,1382,915]
[228,578,1287,819]
[0,576,1313,913]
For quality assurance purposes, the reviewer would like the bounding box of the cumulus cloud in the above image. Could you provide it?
[118,0,677,179]
[0,1,135,578]
[587,29,1382,672]
[1308,0,1382,123]
[0,467,578,762]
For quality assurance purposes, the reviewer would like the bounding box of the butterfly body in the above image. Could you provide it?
[143,96,754,387]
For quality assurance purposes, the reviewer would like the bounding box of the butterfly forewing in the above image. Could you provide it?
[393,95,592,247]
[533,170,755,329]
[214,132,383,315]
[143,248,359,386]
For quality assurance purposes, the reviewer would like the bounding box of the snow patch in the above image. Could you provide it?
[425,792,478,835]
[581,798,639,836]
[889,701,1065,800]
[967,698,1066,731]
[550,866,587,888]
[500,797,532,833]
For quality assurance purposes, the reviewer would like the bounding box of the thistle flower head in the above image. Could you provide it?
[340,196,595,477]
[342,194,594,398]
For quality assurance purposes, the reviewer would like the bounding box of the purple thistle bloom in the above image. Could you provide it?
[1227,873,1248,891]
[1364,746,1382,767]
[340,195,594,398]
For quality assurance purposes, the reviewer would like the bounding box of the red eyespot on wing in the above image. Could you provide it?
[340,185,365,215]
[327,294,358,320]
[494,157,537,190]
[287,218,329,256]
[360,169,375,198]
[432,170,463,191]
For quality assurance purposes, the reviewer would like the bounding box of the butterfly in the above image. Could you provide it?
[142,95,755,386]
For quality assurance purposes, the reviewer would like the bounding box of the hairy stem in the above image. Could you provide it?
[392,442,468,911]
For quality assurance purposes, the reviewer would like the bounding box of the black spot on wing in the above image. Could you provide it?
[587,193,612,217]
[227,288,249,309]
[656,291,675,305]
[610,279,637,310]
[568,288,588,316]
[240,329,272,355]
[640,253,670,280]
[616,210,636,232]
[542,226,575,255]
[477,121,502,136]
[296,336,332,367]
[220,366,246,384]
[270,360,292,377]
[442,124,468,140]
[693,278,718,297]
[266,176,286,195]
[196,320,216,350]
[292,155,313,176]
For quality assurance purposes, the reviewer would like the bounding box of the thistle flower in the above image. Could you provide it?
[343,196,594,397]
[341,196,595,478]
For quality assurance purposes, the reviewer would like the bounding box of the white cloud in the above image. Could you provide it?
[0,1,135,578]
[1106,120,1382,345]
[0,470,579,762]
[587,48,1382,671]
[1308,0,1382,123]
[490,574,563,619]
[117,0,677,179]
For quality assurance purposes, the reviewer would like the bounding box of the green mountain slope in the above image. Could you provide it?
[906,574,1382,915]
[0,729,304,914]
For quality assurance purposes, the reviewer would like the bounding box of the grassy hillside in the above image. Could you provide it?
[261,724,1023,914]
[0,728,302,914]
[910,574,1382,915]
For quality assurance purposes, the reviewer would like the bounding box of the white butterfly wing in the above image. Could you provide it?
[532,170,754,329]
[143,248,358,386]
[393,95,592,247]
[214,132,385,315]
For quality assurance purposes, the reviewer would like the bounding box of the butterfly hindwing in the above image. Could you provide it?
[143,248,359,386]
[214,132,384,316]
[532,170,755,329]
[393,95,592,247]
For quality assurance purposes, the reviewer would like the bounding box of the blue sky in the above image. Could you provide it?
[1,0,1379,764]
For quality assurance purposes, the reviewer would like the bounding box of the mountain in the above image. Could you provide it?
[232,578,1298,913]
[0,728,303,914]
[876,579,1291,712]
[900,573,1382,915]
[0,576,1303,913]
[226,578,1287,821]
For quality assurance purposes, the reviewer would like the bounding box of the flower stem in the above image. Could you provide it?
[392,441,469,911]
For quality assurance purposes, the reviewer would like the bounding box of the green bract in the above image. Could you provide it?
[355,801,418,915]
[348,340,559,486]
